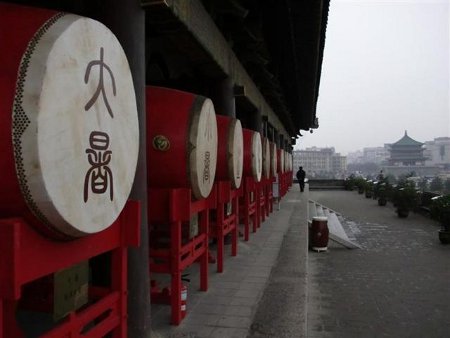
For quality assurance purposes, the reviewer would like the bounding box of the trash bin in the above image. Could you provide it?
[310,216,329,252]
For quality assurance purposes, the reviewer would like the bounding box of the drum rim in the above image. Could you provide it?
[227,118,243,190]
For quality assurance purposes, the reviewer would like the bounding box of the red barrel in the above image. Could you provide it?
[261,137,270,180]
[216,115,243,189]
[242,129,262,182]
[269,142,278,178]
[310,216,329,251]
[0,4,139,239]
[146,86,218,199]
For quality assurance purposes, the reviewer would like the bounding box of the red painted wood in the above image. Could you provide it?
[0,3,59,232]
[146,87,193,191]
[239,177,258,241]
[0,201,140,338]
[148,187,214,325]
[209,181,240,273]
[277,148,285,173]
[310,217,329,249]
[146,86,217,200]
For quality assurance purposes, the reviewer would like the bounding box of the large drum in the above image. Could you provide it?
[0,4,139,239]
[146,86,218,200]
[310,216,329,251]
[269,142,278,178]
[289,152,293,172]
[261,137,270,180]
[242,129,262,182]
[215,115,243,189]
[277,148,285,173]
[285,151,291,172]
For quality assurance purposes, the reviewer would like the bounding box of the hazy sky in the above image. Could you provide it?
[294,0,450,155]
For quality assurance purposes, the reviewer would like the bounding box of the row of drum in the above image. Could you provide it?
[0,3,293,242]
[147,86,293,200]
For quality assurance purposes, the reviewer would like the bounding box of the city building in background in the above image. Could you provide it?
[293,147,347,178]
[346,149,363,164]
[299,134,450,180]
[347,147,388,165]
[363,147,389,165]
[386,131,426,166]
[383,131,439,177]
[424,137,450,169]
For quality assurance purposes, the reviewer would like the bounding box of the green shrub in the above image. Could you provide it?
[393,180,419,211]
[430,195,450,226]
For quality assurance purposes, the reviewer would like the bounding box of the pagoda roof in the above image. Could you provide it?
[392,131,423,146]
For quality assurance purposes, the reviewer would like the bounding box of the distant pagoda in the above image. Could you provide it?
[387,131,426,166]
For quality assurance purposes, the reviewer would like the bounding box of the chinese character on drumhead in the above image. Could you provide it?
[83,131,113,202]
[84,47,116,118]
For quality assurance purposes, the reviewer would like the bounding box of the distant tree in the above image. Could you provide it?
[430,176,443,193]
[418,178,428,192]
[347,162,380,176]
[386,174,397,185]
[444,178,450,194]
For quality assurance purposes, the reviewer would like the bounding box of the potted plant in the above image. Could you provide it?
[430,195,450,244]
[376,182,388,206]
[345,174,356,191]
[392,181,418,218]
[354,177,365,194]
[365,180,374,198]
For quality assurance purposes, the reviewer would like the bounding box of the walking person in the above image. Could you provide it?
[296,166,306,192]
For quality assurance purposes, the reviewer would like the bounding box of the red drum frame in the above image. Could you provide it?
[0,201,140,338]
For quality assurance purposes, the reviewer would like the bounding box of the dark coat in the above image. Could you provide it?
[296,169,305,181]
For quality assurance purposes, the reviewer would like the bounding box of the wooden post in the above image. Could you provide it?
[210,77,236,117]
[88,2,151,337]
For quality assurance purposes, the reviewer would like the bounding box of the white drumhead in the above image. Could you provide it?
[270,142,277,177]
[189,98,218,199]
[228,119,243,189]
[13,15,139,237]
[284,151,289,172]
[262,137,270,179]
[251,132,262,182]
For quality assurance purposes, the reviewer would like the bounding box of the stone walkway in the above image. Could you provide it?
[151,187,308,338]
[308,190,450,338]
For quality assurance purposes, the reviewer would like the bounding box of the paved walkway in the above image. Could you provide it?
[151,186,309,338]
[308,190,450,338]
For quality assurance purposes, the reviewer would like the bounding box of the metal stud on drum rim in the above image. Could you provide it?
[0,4,139,238]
